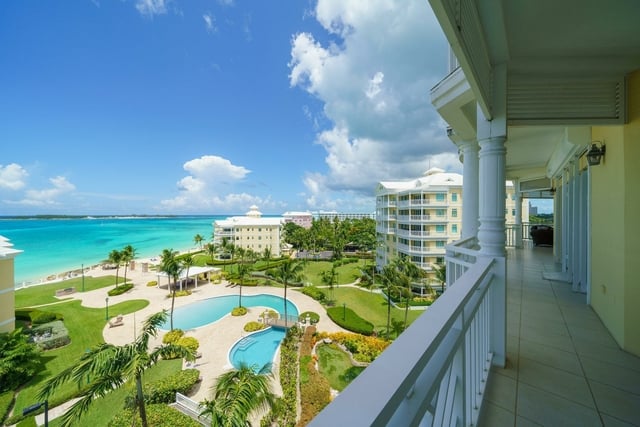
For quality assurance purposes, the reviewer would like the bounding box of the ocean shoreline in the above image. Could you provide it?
[14,245,200,289]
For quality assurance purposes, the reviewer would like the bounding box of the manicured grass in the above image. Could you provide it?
[316,344,365,391]
[301,259,368,286]
[15,275,127,308]
[324,287,423,332]
[13,299,149,418]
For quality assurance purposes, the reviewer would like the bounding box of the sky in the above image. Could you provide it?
[0,0,551,216]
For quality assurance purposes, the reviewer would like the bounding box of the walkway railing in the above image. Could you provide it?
[174,392,210,426]
[445,236,478,286]
[309,256,497,426]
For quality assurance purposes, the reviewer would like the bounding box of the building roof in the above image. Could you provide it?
[0,235,22,258]
[215,206,283,227]
[282,211,313,217]
[378,168,463,192]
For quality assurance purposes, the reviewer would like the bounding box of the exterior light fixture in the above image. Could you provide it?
[587,142,606,166]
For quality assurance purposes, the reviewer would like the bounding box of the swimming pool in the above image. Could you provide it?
[229,327,287,371]
[161,293,299,330]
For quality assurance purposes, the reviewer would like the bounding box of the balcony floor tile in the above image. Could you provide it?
[479,246,640,427]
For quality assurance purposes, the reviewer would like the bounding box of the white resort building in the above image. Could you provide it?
[212,206,284,257]
[0,236,22,333]
[375,168,527,281]
[282,211,313,229]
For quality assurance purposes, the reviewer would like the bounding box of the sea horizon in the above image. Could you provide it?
[1,215,232,286]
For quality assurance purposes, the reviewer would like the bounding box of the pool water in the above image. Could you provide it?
[161,293,299,330]
[229,327,287,371]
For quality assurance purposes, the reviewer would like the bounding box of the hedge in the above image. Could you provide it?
[298,326,330,426]
[15,309,63,325]
[326,307,374,335]
[244,321,266,332]
[109,404,202,427]
[108,283,134,296]
[125,369,201,406]
[300,286,326,303]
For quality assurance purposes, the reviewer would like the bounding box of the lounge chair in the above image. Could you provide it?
[108,315,124,328]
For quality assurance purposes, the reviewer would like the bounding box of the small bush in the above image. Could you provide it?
[300,286,326,302]
[176,336,199,353]
[326,307,374,335]
[29,310,58,325]
[244,321,266,332]
[109,403,202,427]
[146,281,158,287]
[108,283,134,296]
[162,329,184,344]
[231,306,247,316]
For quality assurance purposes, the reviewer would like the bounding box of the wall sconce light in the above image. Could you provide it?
[587,141,606,166]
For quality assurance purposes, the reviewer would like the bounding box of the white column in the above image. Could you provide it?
[477,136,507,257]
[458,140,479,240]
[514,179,523,248]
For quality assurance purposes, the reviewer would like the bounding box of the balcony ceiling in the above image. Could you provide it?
[429,0,640,182]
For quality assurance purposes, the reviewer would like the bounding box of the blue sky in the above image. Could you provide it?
[2,0,522,216]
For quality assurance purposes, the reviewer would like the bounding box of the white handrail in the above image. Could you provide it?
[310,257,496,426]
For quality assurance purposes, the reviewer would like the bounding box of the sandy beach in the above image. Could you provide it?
[59,258,345,404]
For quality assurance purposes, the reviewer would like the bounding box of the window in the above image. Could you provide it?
[512,209,516,216]
[452,224,458,233]
[435,225,445,233]
[436,193,445,202]
[452,193,458,202]
[452,208,458,218]
[436,257,444,264]
[436,241,445,248]
[436,209,446,217]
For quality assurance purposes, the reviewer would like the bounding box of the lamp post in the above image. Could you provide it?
[343,303,346,321]
[105,297,109,321]
[81,263,85,292]
[23,401,48,426]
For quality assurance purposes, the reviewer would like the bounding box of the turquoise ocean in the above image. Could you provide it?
[0,216,225,286]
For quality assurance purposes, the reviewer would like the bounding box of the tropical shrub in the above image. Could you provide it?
[0,329,42,393]
[231,306,247,316]
[300,286,326,302]
[298,326,330,425]
[244,321,265,332]
[316,331,390,363]
[162,329,184,344]
[125,369,200,406]
[109,403,202,427]
[108,283,133,296]
[176,336,199,353]
[326,306,374,335]
[146,280,158,287]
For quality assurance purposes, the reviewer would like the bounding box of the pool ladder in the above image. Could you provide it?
[237,336,256,350]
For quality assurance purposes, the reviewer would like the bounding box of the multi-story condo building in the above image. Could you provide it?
[375,168,527,280]
[0,236,22,333]
[282,211,313,229]
[314,211,375,221]
[313,3,640,426]
[212,206,284,257]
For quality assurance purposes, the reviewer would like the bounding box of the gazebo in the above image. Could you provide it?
[156,266,221,291]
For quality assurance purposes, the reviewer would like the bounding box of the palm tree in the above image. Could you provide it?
[392,257,423,330]
[234,247,250,309]
[194,233,204,249]
[262,246,272,270]
[107,249,123,288]
[272,259,303,327]
[380,263,403,340]
[160,249,182,330]
[121,244,136,284]
[200,363,275,427]
[434,262,446,294]
[205,242,217,264]
[38,310,195,427]
[181,253,195,289]
[320,263,338,305]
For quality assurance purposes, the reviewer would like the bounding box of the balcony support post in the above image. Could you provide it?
[514,179,523,248]
[458,139,479,240]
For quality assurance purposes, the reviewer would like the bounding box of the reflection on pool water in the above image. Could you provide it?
[160,294,299,330]
[229,327,287,371]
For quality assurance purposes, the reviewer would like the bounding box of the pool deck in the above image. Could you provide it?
[67,263,348,403]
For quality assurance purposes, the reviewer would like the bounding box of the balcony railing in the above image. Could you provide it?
[310,254,498,426]
[445,237,478,285]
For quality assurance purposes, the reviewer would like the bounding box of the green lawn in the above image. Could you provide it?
[15,275,128,308]
[316,344,365,391]
[301,259,368,286]
[306,286,424,333]
[13,299,149,420]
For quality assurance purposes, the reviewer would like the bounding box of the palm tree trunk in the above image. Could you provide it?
[386,288,391,340]
[404,294,409,331]
[136,375,148,427]
[123,263,129,284]
[115,266,120,288]
[170,285,176,330]
[284,281,288,328]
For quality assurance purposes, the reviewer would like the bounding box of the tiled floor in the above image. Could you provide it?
[478,246,640,426]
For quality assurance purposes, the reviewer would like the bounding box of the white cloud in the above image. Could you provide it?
[0,163,28,190]
[203,13,216,33]
[160,155,280,213]
[135,0,168,17]
[217,0,235,7]
[289,0,456,211]
[8,176,76,206]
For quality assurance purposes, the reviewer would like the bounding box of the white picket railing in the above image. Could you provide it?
[175,392,210,426]
[445,236,478,286]
[309,254,498,426]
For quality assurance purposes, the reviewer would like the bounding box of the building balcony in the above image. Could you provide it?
[398,199,449,208]
[310,245,640,426]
